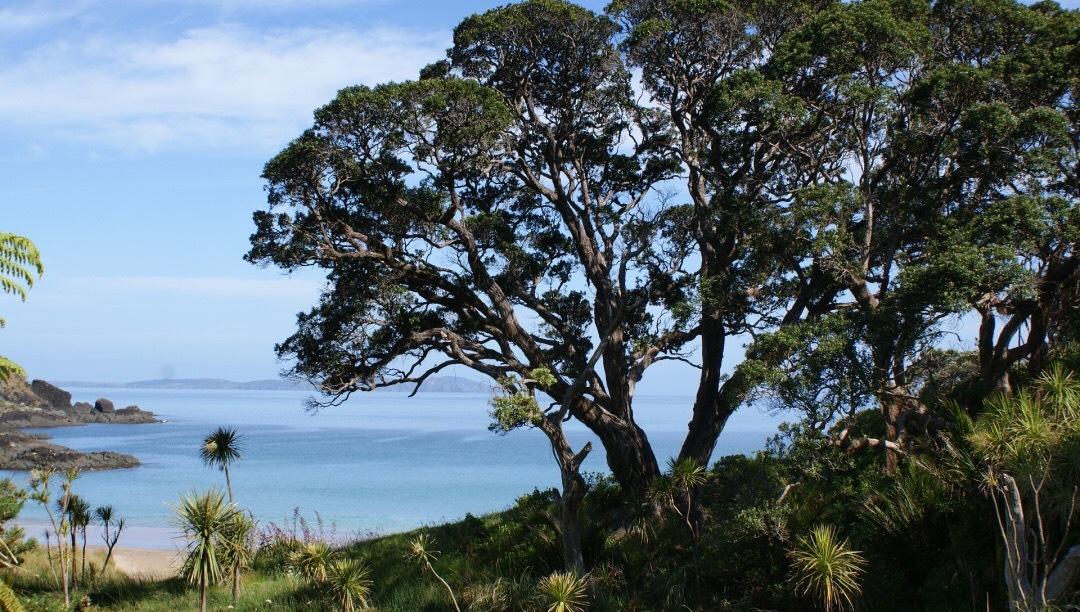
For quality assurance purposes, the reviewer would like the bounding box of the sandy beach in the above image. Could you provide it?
[91,546,181,579]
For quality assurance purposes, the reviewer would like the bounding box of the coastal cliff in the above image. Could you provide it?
[0,376,158,470]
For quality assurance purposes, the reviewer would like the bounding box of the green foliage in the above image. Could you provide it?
[0,579,23,612]
[789,525,866,612]
[200,428,243,472]
[0,233,43,382]
[970,364,1080,481]
[290,540,334,583]
[169,488,241,608]
[0,234,42,307]
[536,570,589,612]
[406,533,460,611]
[488,390,542,434]
[200,427,243,503]
[325,558,372,611]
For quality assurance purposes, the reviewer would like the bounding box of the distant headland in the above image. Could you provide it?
[52,376,493,393]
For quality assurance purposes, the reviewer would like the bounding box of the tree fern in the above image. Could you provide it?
[0,579,23,612]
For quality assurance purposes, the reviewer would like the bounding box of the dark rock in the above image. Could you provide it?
[30,380,72,409]
[0,409,78,428]
[0,430,139,470]
[0,376,48,408]
[0,377,158,470]
[111,406,158,424]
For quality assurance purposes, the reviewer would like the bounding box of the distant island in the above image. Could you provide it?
[53,376,493,393]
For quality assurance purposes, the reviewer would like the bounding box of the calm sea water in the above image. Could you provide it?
[14,388,781,549]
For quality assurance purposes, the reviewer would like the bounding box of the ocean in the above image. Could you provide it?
[14,388,783,549]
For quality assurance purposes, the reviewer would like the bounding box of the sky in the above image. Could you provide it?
[0,0,642,386]
[1,0,1076,389]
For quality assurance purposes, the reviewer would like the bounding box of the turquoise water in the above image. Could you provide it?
[14,388,781,548]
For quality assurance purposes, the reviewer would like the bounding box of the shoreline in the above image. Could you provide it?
[85,545,180,579]
[0,377,160,471]
[16,521,182,552]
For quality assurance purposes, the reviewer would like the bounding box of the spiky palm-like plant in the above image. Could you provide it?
[290,540,334,584]
[94,505,125,576]
[537,571,589,612]
[652,458,709,587]
[0,232,42,383]
[407,534,460,612]
[967,365,1080,610]
[325,558,372,611]
[220,512,257,606]
[789,524,866,612]
[170,488,240,612]
[200,427,244,503]
[61,495,90,587]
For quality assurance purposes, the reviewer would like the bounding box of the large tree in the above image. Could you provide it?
[250,0,1078,488]
[249,0,691,493]
[741,0,1079,469]
[610,0,847,468]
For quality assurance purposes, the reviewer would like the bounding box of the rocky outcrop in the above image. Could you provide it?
[0,376,159,470]
[30,379,71,409]
[0,430,139,471]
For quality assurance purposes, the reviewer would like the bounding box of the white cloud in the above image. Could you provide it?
[0,24,447,152]
[0,3,86,32]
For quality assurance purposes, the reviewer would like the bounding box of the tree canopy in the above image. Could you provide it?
[249,0,1079,491]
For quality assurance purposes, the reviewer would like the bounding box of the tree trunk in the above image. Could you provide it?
[225,466,233,504]
[200,580,207,612]
[554,481,587,573]
[1045,545,1080,606]
[70,530,78,590]
[594,420,660,496]
[679,311,729,467]
[882,398,902,475]
[539,412,592,573]
[232,565,240,605]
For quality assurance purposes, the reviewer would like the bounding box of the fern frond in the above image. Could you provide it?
[0,577,25,612]
[0,233,43,302]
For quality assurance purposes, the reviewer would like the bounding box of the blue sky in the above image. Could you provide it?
[1,0,1075,388]
[0,0,617,385]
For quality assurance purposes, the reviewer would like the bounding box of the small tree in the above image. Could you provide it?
[789,524,866,612]
[93,505,125,577]
[966,365,1080,610]
[0,478,27,571]
[537,571,589,612]
[650,457,708,587]
[325,559,372,612]
[60,494,90,588]
[290,540,334,584]
[406,534,459,612]
[490,364,598,573]
[29,468,77,607]
[220,511,257,606]
[170,488,240,612]
[200,427,244,503]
